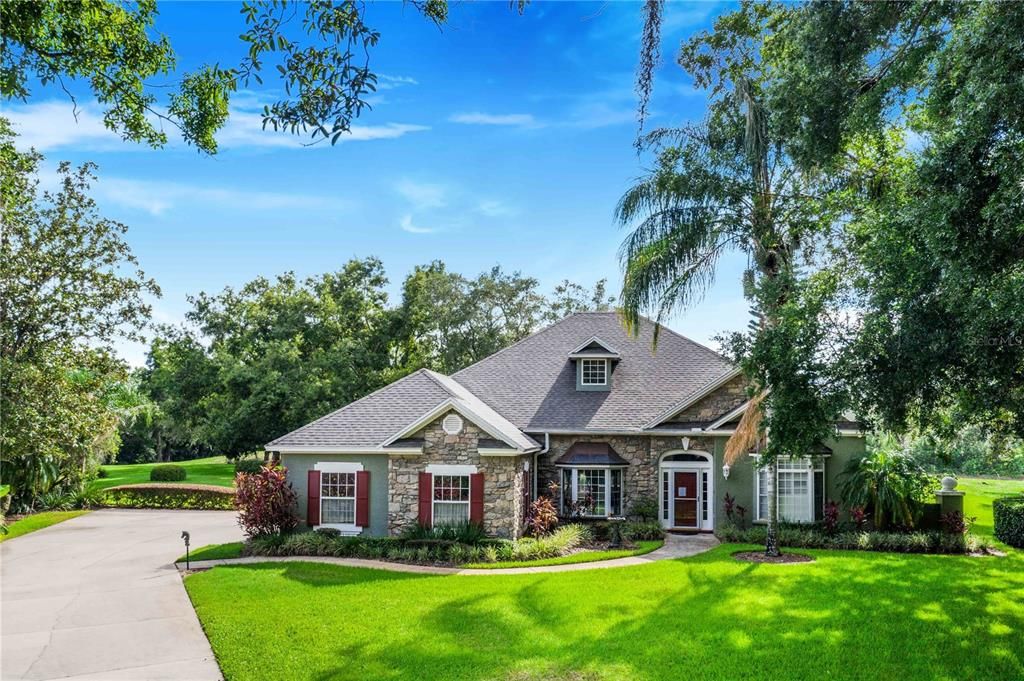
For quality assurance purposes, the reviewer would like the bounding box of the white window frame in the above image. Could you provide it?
[558,466,624,518]
[426,464,476,527]
[580,358,608,386]
[752,456,825,524]
[314,461,363,534]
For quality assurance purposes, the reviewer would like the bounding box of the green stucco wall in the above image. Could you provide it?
[712,436,867,528]
[281,453,390,536]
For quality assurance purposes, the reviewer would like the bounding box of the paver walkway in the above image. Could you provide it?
[179,531,719,575]
[1,509,242,681]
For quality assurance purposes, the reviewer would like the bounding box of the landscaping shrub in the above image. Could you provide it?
[524,494,559,536]
[101,484,235,510]
[838,438,938,530]
[234,458,265,476]
[716,523,992,554]
[623,521,665,541]
[627,495,659,522]
[939,510,973,535]
[234,466,298,537]
[993,496,1024,548]
[823,501,840,535]
[150,464,187,482]
[400,521,487,545]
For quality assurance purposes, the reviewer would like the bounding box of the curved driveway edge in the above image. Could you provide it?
[176,532,719,576]
[1,509,242,681]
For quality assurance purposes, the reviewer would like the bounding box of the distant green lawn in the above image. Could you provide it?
[91,456,239,491]
[186,544,1024,681]
[1,510,89,543]
[958,476,1024,538]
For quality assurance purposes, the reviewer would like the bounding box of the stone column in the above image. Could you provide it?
[935,475,965,516]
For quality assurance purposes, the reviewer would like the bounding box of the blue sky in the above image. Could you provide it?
[3,0,748,366]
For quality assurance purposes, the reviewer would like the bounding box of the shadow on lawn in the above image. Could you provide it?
[306,547,1024,681]
[215,561,430,587]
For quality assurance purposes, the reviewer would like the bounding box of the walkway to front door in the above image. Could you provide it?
[659,450,713,531]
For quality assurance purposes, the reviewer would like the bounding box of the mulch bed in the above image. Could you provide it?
[732,551,815,564]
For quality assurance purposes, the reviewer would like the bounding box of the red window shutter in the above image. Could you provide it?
[355,470,370,527]
[307,470,321,526]
[470,473,484,527]
[418,472,433,527]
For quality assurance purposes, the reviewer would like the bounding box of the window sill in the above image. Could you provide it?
[316,523,362,535]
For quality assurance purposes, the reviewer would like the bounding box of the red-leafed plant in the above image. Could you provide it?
[849,505,869,530]
[235,464,298,538]
[823,500,840,535]
[525,493,559,537]
[724,492,736,522]
[940,510,974,535]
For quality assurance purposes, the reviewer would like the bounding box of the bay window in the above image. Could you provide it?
[559,467,624,517]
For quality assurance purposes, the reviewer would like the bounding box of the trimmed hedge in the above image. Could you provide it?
[993,496,1024,548]
[150,464,187,482]
[233,458,264,476]
[101,484,235,510]
[717,524,992,555]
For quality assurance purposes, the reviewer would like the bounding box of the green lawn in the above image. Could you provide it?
[1,510,90,542]
[463,540,663,569]
[179,541,245,563]
[958,476,1024,538]
[186,544,1024,681]
[91,456,238,491]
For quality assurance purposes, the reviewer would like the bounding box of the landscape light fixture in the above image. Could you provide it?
[181,530,190,570]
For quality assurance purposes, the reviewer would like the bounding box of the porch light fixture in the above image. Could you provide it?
[722,463,731,480]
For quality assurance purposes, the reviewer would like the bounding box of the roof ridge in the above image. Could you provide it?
[451,312,591,379]
[266,368,435,446]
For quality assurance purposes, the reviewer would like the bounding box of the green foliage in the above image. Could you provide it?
[0,120,157,511]
[838,437,938,530]
[716,524,991,555]
[233,458,266,476]
[763,2,1024,439]
[100,485,235,510]
[399,521,488,545]
[149,464,187,482]
[622,521,665,541]
[905,427,1024,477]
[626,495,660,522]
[993,497,1024,549]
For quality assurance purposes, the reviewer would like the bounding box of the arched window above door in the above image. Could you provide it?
[662,452,711,463]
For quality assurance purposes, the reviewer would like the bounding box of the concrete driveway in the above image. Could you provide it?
[1,509,242,680]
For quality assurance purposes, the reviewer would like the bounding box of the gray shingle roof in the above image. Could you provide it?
[452,312,736,432]
[267,312,737,450]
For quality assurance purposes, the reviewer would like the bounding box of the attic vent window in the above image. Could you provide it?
[442,413,464,435]
[580,358,608,386]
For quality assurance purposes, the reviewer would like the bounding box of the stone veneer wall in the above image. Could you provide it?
[669,375,748,423]
[387,410,528,538]
[536,434,716,512]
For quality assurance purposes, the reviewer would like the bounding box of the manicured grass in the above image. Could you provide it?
[462,540,663,569]
[178,542,245,563]
[0,510,89,542]
[186,544,1024,681]
[959,476,1024,538]
[91,456,239,491]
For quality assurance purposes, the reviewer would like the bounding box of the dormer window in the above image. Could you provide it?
[570,336,619,392]
[580,358,608,386]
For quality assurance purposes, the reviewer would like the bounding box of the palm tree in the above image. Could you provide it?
[615,77,821,556]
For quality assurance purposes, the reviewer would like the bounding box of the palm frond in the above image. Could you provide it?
[725,390,766,465]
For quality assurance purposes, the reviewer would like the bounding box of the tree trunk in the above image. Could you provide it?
[765,457,781,557]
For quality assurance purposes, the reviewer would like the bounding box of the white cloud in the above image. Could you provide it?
[399,214,436,234]
[376,74,419,90]
[1,98,429,152]
[395,179,448,210]
[449,112,540,128]
[91,176,353,217]
[477,199,515,218]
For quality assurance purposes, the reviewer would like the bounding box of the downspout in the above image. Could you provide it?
[533,432,549,501]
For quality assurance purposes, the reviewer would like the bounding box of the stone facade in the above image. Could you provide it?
[537,434,716,513]
[668,375,748,424]
[387,410,528,538]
